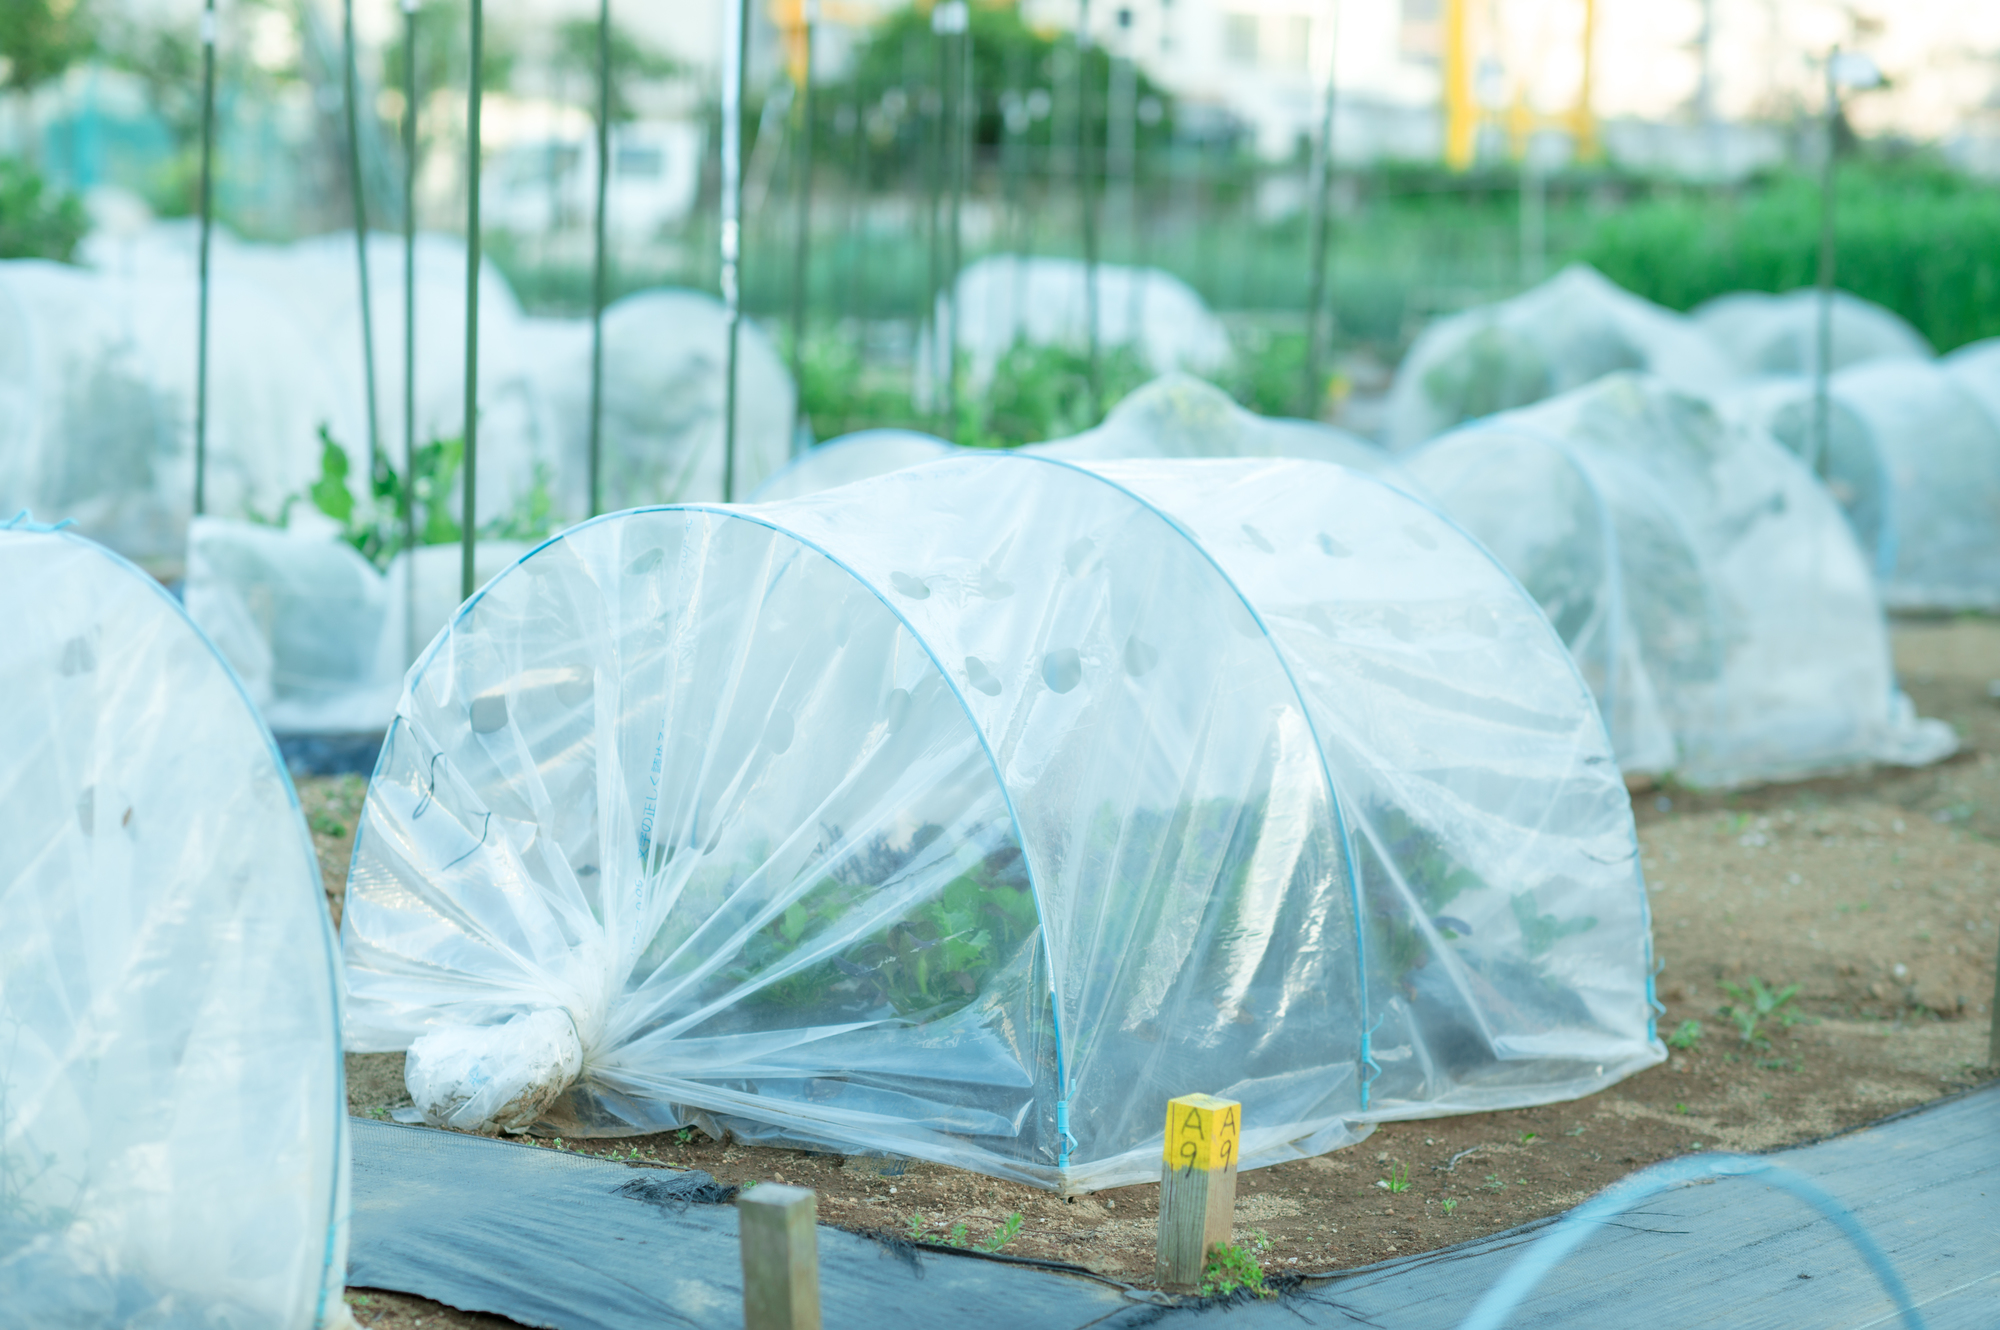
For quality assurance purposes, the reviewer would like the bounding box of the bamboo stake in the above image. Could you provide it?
[586,0,611,516]
[461,0,483,599]
[720,0,750,501]
[1155,1093,1240,1287]
[400,0,418,662]
[1075,0,1098,414]
[788,0,816,443]
[739,1184,821,1330]
[1300,1,1338,420]
[342,0,383,481]
[193,0,217,517]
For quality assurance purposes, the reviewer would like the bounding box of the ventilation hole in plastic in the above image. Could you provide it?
[979,567,1015,599]
[890,571,931,599]
[1404,523,1439,551]
[1318,532,1351,558]
[1063,538,1095,575]
[1042,648,1083,694]
[1241,523,1275,553]
[470,694,509,733]
[964,657,1002,696]
[626,548,665,576]
[75,786,93,835]
[59,635,94,675]
[763,709,795,754]
[1123,636,1159,677]
[554,671,593,708]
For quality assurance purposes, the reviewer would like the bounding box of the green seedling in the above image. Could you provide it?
[1441,1198,1459,1216]
[1667,1019,1703,1050]
[675,1128,695,1145]
[1719,977,1803,1049]
[1483,1173,1506,1192]
[947,1222,969,1247]
[979,1213,1024,1252]
[1518,1132,1538,1144]
[1564,1126,1586,1137]
[904,1214,925,1241]
[309,813,348,838]
[1379,1162,1410,1193]
[1199,1233,1273,1298]
[1675,1102,1688,1114]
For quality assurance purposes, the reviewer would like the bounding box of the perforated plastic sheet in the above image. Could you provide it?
[1386,266,1735,449]
[1724,360,2000,611]
[1407,373,1956,788]
[342,452,1657,1191]
[1693,288,1932,377]
[0,525,347,1327]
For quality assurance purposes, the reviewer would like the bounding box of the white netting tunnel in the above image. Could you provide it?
[0,524,347,1325]
[1723,360,2000,611]
[1405,373,1956,788]
[751,430,959,502]
[341,452,1660,1191]
[1023,375,1397,477]
[1385,265,1735,449]
[1692,288,1933,376]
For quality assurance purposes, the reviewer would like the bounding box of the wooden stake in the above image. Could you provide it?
[1155,1092,1240,1288]
[739,1183,820,1330]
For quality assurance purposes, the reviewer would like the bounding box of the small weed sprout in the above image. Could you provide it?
[1378,1162,1410,1193]
[1719,978,1804,1049]
[309,812,348,838]
[1518,1131,1538,1144]
[978,1213,1024,1252]
[1675,1102,1688,1115]
[904,1214,925,1241]
[674,1128,694,1145]
[947,1221,969,1247]
[1667,1019,1703,1050]
[1441,1198,1459,1216]
[1199,1232,1273,1298]
[1483,1173,1506,1192]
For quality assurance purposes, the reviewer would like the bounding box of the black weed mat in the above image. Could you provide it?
[350,1084,2000,1329]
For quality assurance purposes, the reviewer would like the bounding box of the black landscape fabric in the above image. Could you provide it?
[349,1084,2000,1329]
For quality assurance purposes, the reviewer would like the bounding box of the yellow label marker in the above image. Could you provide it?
[1163,1092,1241,1175]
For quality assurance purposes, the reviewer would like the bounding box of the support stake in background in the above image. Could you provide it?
[586,0,612,517]
[740,1183,821,1330]
[1156,1092,1240,1287]
[461,0,483,599]
[193,0,218,516]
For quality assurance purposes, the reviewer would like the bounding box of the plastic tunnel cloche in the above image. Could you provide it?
[341,452,1661,1191]
[0,523,348,1327]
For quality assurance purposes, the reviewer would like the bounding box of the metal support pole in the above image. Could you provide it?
[343,0,383,481]
[788,1,817,438]
[461,0,483,598]
[193,0,217,517]
[401,0,419,660]
[1076,0,1098,413]
[721,0,750,502]
[587,0,612,516]
[1812,49,1839,475]
[1300,1,1338,420]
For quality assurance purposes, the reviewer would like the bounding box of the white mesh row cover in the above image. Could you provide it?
[525,289,795,512]
[1385,265,1736,450]
[0,524,347,1325]
[1023,376,1400,479]
[918,256,1234,400]
[1692,288,1933,378]
[1406,373,1957,788]
[0,262,185,568]
[750,378,1399,504]
[340,452,1660,1192]
[1723,361,2000,611]
[750,430,959,503]
[184,518,531,734]
[1945,338,2000,448]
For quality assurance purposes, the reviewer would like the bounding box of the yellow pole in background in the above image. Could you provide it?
[1571,0,1598,160]
[1442,0,1476,169]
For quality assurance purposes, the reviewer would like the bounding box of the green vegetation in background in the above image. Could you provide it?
[0,160,86,260]
[0,0,96,106]
[1582,160,2000,353]
[251,427,555,571]
[955,340,1152,449]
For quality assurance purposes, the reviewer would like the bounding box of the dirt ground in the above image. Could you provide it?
[316,618,2000,1329]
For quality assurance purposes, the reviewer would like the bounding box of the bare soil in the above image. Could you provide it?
[319,619,2000,1328]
